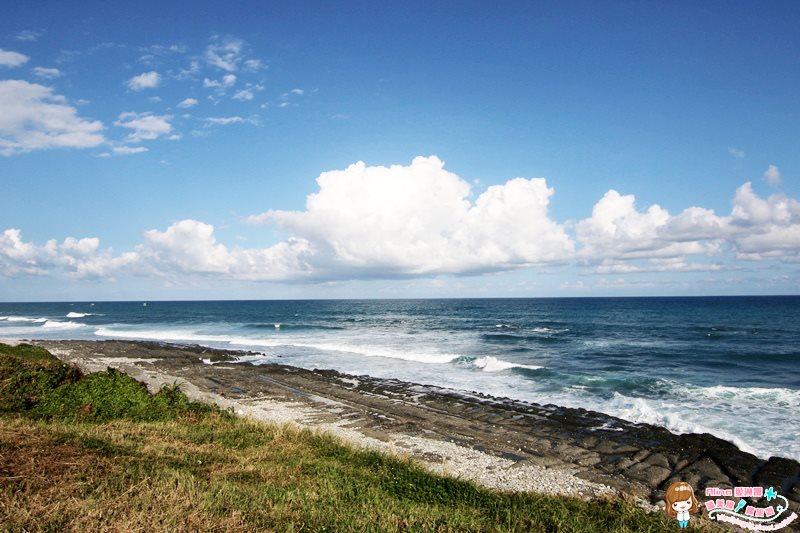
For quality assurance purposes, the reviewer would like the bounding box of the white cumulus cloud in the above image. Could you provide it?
[0,229,41,276]
[576,181,800,266]
[114,112,173,142]
[248,156,573,276]
[137,220,313,280]
[177,97,198,108]
[0,229,137,279]
[4,157,800,284]
[126,71,161,91]
[0,49,29,67]
[0,80,105,156]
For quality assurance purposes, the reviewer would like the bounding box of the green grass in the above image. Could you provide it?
[0,343,697,532]
[0,342,217,422]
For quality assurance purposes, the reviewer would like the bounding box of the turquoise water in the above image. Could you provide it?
[1,297,798,460]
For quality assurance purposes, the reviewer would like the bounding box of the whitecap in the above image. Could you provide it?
[42,320,85,330]
[5,316,47,323]
[472,356,543,372]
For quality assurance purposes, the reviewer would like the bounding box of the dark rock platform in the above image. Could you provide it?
[35,339,800,514]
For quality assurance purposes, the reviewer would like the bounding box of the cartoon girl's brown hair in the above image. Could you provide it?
[664,481,699,518]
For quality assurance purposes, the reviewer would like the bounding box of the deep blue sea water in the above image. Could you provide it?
[2,297,798,461]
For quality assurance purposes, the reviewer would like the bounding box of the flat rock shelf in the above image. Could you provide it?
[35,340,800,514]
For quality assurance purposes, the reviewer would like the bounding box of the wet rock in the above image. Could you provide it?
[644,453,670,469]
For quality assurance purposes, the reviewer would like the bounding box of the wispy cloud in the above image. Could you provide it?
[0,49,30,68]
[112,145,148,155]
[728,147,745,160]
[126,71,161,91]
[763,164,781,187]
[232,83,263,102]
[15,29,44,41]
[204,116,256,126]
[205,35,244,72]
[0,80,105,156]
[177,97,198,108]
[31,66,63,79]
[137,43,187,66]
[140,43,186,55]
[176,60,201,79]
[97,145,150,157]
[277,88,305,108]
[243,59,263,72]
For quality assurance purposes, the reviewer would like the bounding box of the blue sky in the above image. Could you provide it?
[1,1,799,300]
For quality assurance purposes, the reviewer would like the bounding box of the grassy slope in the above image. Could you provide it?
[0,343,691,532]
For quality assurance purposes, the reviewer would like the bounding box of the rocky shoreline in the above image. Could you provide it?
[32,339,800,515]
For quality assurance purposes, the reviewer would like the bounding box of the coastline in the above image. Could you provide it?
[27,339,800,513]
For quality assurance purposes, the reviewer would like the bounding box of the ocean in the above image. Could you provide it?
[1,297,798,461]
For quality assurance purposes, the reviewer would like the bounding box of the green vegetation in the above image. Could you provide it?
[0,343,692,531]
[0,342,216,422]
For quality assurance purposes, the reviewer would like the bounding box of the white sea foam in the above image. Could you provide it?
[543,385,799,461]
[601,392,761,456]
[94,327,227,343]
[5,316,47,323]
[92,327,458,365]
[234,354,271,363]
[232,338,460,364]
[472,356,543,372]
[66,312,99,318]
[681,384,800,409]
[42,320,85,330]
